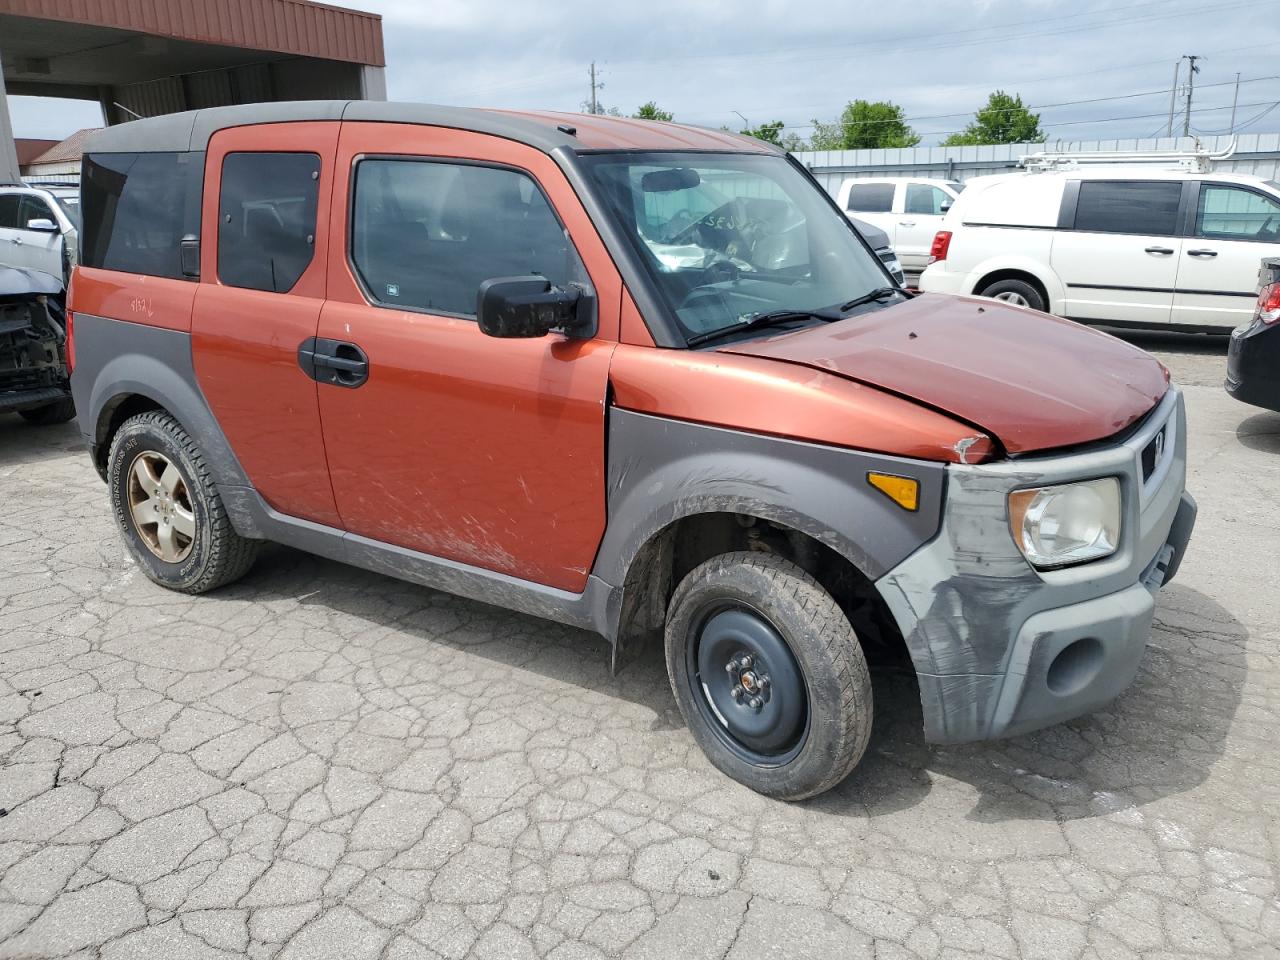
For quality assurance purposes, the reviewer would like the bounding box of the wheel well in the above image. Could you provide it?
[93,394,165,476]
[614,512,910,671]
[974,268,1048,306]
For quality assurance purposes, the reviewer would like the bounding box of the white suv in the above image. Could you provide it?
[918,169,1280,331]
[836,177,964,273]
[0,182,80,285]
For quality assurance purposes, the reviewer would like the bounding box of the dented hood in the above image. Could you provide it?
[720,294,1169,455]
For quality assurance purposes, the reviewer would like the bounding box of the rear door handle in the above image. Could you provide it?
[298,337,370,388]
[1144,246,1174,255]
[11,237,21,245]
[1187,248,1218,258]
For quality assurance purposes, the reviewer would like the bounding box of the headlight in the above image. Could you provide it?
[1008,477,1121,569]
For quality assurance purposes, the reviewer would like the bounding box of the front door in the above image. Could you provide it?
[315,123,620,593]
[1172,181,1280,329]
[895,182,953,271]
[190,122,343,528]
[0,194,30,270]
[14,195,64,278]
[1053,179,1185,325]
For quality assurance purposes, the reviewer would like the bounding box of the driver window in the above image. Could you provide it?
[1196,184,1280,241]
[17,195,55,229]
[904,184,950,216]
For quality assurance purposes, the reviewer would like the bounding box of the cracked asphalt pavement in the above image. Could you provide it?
[1,335,1277,959]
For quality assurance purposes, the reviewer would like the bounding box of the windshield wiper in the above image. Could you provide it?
[838,286,903,312]
[686,309,835,347]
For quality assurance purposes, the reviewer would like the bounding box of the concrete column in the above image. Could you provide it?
[0,50,22,183]
[360,65,387,101]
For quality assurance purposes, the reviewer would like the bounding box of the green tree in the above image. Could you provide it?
[633,101,673,121]
[807,119,845,151]
[739,120,786,146]
[829,100,921,149]
[942,90,1045,145]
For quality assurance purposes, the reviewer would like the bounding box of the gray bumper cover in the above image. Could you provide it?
[876,388,1195,744]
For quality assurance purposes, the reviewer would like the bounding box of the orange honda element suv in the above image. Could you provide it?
[69,103,1196,799]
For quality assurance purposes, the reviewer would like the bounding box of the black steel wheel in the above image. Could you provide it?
[665,552,873,800]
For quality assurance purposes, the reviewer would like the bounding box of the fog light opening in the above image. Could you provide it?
[1045,637,1104,697]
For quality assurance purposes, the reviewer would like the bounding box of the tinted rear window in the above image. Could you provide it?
[217,152,320,294]
[1074,180,1182,235]
[81,152,202,279]
[0,194,19,229]
[846,183,895,213]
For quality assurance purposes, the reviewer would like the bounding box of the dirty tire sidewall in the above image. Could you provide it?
[665,552,873,801]
[107,412,251,594]
[979,278,1046,312]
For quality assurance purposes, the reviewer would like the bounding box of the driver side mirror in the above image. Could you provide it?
[25,218,58,233]
[477,277,594,339]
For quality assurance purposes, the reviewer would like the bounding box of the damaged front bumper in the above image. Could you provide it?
[875,387,1195,744]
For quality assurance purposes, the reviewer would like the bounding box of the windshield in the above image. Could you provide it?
[581,152,892,344]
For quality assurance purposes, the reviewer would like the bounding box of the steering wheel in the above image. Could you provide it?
[1258,215,1277,241]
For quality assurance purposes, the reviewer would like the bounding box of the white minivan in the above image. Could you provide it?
[836,177,964,272]
[918,169,1280,331]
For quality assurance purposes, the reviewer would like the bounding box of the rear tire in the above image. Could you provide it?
[18,397,76,425]
[978,277,1046,312]
[107,411,258,594]
[664,552,873,801]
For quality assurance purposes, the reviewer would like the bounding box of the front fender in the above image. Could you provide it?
[595,408,947,595]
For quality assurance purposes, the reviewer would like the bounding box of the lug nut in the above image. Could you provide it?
[725,661,736,673]
[738,654,753,670]
[731,686,744,701]
[748,697,762,709]
[759,674,770,689]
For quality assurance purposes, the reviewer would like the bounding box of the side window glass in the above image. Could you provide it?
[350,159,582,317]
[81,152,202,279]
[218,152,320,293]
[846,183,894,213]
[18,195,55,228]
[1074,181,1182,235]
[1196,184,1280,241]
[0,195,19,229]
[904,184,949,215]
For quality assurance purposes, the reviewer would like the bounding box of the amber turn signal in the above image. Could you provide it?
[867,472,919,512]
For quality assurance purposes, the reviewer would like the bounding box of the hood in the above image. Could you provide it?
[721,294,1168,455]
[0,266,63,299]
[848,216,890,250]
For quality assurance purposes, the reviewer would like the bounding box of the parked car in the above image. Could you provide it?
[919,168,1280,331]
[70,103,1195,800]
[0,266,75,424]
[0,182,80,285]
[849,215,905,284]
[1226,255,1280,413]
[836,177,964,273]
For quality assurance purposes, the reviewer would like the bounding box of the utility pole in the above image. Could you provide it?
[1182,54,1201,138]
[588,62,599,115]
[1229,71,1241,133]
[1165,60,1181,137]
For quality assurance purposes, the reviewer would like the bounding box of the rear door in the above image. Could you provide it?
[841,181,897,239]
[189,122,343,528]
[1172,180,1280,329]
[896,182,954,270]
[314,122,619,592]
[1052,179,1185,325]
[15,194,63,278]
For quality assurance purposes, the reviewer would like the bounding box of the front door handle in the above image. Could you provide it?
[899,221,916,227]
[1187,248,1218,258]
[1144,246,1174,255]
[298,337,370,388]
[11,237,21,245]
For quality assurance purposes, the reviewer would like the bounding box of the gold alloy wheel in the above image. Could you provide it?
[126,451,196,563]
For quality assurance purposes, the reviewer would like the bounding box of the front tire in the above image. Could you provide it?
[978,277,1046,312]
[18,397,76,425]
[107,411,258,593]
[664,552,873,801]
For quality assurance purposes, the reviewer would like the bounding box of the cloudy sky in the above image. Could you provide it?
[7,0,1275,145]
